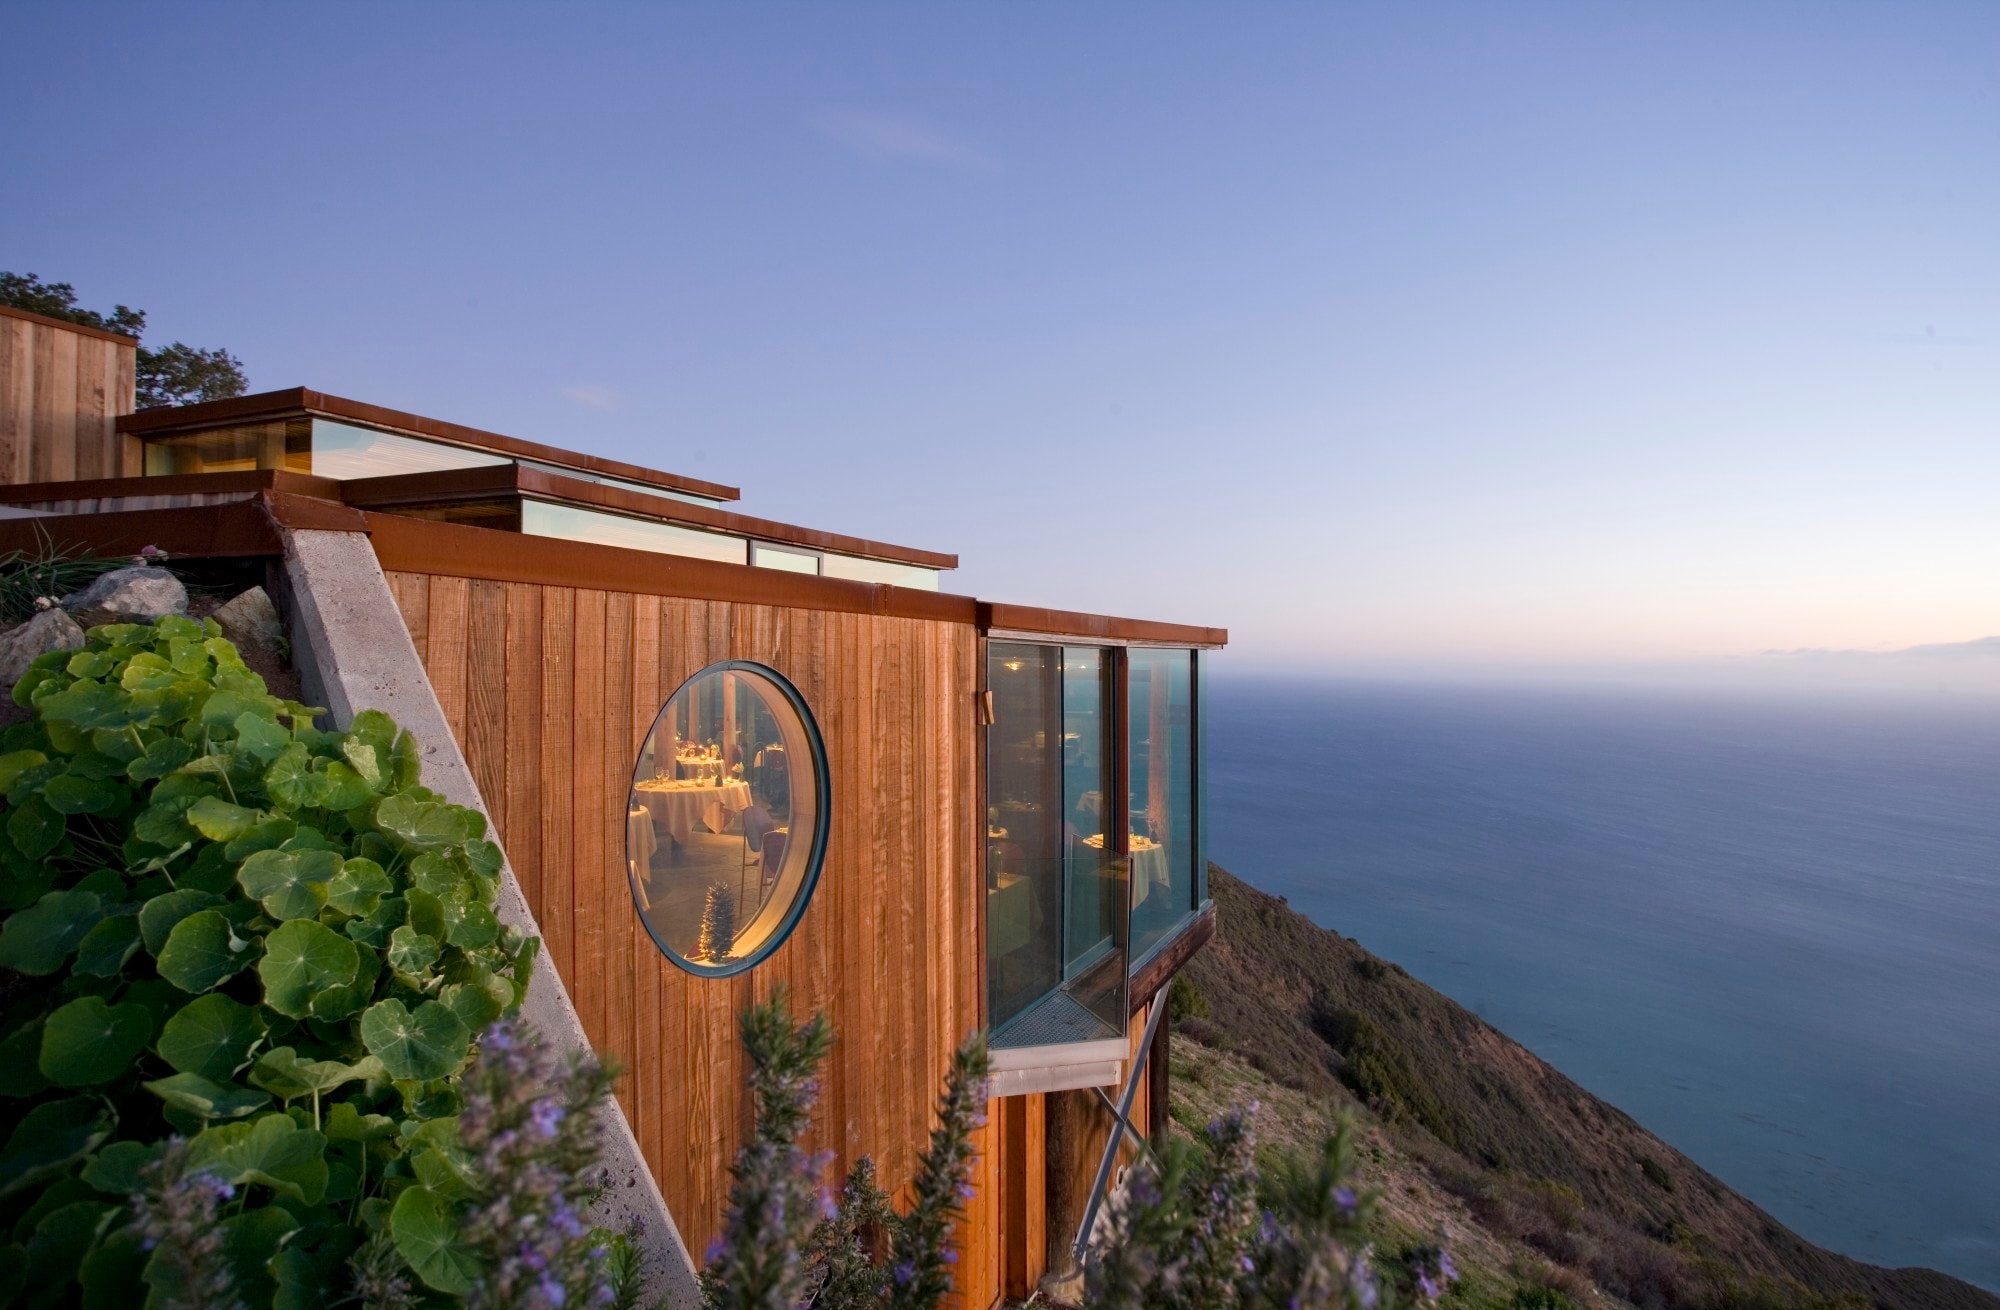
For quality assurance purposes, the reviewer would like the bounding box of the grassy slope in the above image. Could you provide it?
[1168,867,1996,1310]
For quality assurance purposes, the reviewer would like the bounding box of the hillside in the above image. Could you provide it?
[1167,867,1997,1310]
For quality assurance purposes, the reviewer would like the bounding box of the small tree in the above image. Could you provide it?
[0,270,247,407]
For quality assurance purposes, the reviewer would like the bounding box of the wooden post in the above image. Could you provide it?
[1040,1087,1095,1302]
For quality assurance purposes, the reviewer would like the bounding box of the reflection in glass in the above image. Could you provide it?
[751,542,822,575]
[820,553,942,591]
[141,418,511,479]
[1128,648,1195,962]
[627,663,825,974]
[986,643,1125,1045]
[521,499,749,564]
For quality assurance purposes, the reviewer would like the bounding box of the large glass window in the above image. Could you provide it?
[141,418,510,478]
[987,643,1125,1045]
[627,662,828,975]
[1128,648,1197,962]
[521,499,749,564]
[820,553,942,591]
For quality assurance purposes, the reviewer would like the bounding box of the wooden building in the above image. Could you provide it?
[0,328,1223,1306]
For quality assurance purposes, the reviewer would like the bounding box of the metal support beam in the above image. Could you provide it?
[1071,996,1169,1264]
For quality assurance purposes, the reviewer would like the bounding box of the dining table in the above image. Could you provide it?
[626,807,658,907]
[633,777,754,846]
[1081,833,1170,906]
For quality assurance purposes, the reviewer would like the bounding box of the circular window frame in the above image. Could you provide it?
[624,659,832,978]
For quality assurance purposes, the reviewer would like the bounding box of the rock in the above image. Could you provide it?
[211,586,283,651]
[61,566,187,626]
[0,608,87,685]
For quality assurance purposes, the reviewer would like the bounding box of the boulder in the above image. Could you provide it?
[61,566,187,627]
[0,608,87,685]
[211,586,283,652]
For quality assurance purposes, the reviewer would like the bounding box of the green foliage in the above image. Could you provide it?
[0,270,247,408]
[0,615,534,1306]
[1511,1288,1580,1310]
[1315,1003,1460,1148]
[1167,972,1211,1022]
[1639,1154,1676,1192]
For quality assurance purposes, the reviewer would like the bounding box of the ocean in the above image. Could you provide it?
[1204,676,2000,1292]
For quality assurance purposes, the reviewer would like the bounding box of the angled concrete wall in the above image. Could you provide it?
[279,526,700,1304]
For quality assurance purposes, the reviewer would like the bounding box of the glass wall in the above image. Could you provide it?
[1127,648,1197,964]
[141,418,510,478]
[521,499,749,564]
[627,662,827,975]
[986,643,1125,1045]
[821,553,942,591]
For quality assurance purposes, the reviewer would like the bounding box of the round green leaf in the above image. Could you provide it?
[264,744,332,810]
[157,909,255,994]
[359,999,470,1082]
[7,796,64,860]
[40,773,124,816]
[257,919,359,1019]
[145,1072,271,1122]
[237,848,340,921]
[325,858,392,917]
[373,794,480,849]
[81,1141,165,1196]
[0,889,102,975]
[138,888,222,955]
[73,914,142,977]
[40,995,154,1086]
[0,1098,112,1198]
[158,993,267,1081]
[186,1113,327,1204]
[249,1047,374,1100]
[387,926,441,975]
[185,795,262,842]
[0,749,49,791]
[126,736,194,783]
[390,1185,478,1294]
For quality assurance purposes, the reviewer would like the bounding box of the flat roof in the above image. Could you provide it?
[117,386,741,503]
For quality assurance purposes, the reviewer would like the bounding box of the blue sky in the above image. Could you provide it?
[6,4,1996,671]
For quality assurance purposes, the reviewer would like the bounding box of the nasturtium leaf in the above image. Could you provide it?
[280,826,341,853]
[35,680,146,730]
[224,813,296,860]
[0,749,48,791]
[407,853,462,901]
[445,901,501,951]
[0,1022,50,1098]
[131,794,202,848]
[157,909,255,994]
[231,711,291,765]
[257,919,359,1019]
[125,736,193,783]
[462,838,504,877]
[138,888,222,955]
[200,688,280,730]
[144,1072,272,1122]
[167,635,212,676]
[78,1224,147,1310]
[158,993,267,1081]
[40,995,153,1086]
[5,757,62,806]
[340,739,382,788]
[410,1145,476,1202]
[74,867,125,896]
[73,914,142,976]
[405,888,447,941]
[389,729,422,790]
[344,894,404,949]
[323,1102,398,1142]
[201,635,245,668]
[316,760,373,812]
[119,653,175,691]
[308,944,380,1023]
[64,749,130,781]
[387,926,442,975]
[249,1047,371,1101]
[238,848,341,921]
[185,796,262,842]
[265,744,333,810]
[23,1200,108,1301]
[188,1113,328,1204]
[39,773,124,815]
[359,999,470,1082]
[440,980,505,1037]
[220,1207,300,1309]
[373,794,482,850]
[66,649,117,679]
[390,1185,478,1294]
[81,1140,165,1196]
[348,709,397,754]
[7,796,63,860]
[0,1098,112,1198]
[0,889,102,975]
[325,858,391,917]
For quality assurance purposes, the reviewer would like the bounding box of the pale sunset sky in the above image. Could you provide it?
[6,4,1996,674]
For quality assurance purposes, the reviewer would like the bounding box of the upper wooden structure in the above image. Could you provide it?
[0,330,1224,1307]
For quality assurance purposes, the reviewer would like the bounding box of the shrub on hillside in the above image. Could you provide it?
[0,616,540,1304]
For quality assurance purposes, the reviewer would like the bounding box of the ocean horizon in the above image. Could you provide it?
[1205,674,2000,1293]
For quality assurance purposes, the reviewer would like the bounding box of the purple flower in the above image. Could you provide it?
[1335,1186,1357,1215]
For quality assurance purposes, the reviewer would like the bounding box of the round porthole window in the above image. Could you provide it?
[625,661,829,976]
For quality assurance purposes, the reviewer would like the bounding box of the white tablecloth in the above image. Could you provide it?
[1082,833,1170,907]
[626,808,658,908]
[634,779,753,845]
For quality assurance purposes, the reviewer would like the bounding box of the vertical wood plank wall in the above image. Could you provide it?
[384,570,1000,1307]
[0,307,139,483]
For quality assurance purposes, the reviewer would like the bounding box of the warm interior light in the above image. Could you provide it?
[1002,658,1024,672]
